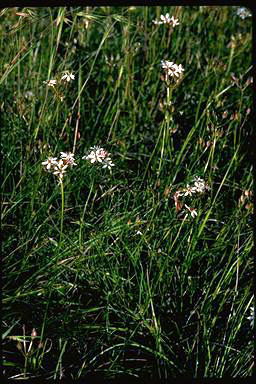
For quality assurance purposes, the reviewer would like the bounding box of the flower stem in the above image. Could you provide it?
[59,179,64,246]
[158,85,173,176]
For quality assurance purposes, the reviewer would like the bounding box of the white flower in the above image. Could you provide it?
[160,13,171,24]
[175,64,184,75]
[161,60,176,77]
[153,14,179,27]
[161,60,174,70]
[171,63,184,77]
[85,152,97,163]
[60,152,68,158]
[185,204,197,218]
[96,148,109,162]
[183,185,195,196]
[53,159,69,181]
[83,146,114,169]
[54,159,69,171]
[60,152,77,166]
[161,60,184,79]
[194,182,205,193]
[42,157,58,170]
[53,168,66,180]
[170,16,179,27]
[102,157,115,170]
[61,72,75,82]
[193,176,209,193]
[42,153,76,182]
[83,146,103,163]
[83,146,104,163]
[44,79,57,87]
[236,7,252,19]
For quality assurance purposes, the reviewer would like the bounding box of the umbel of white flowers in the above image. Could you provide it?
[43,71,75,87]
[153,14,179,27]
[161,60,184,79]
[82,146,114,170]
[172,176,210,219]
[42,152,77,182]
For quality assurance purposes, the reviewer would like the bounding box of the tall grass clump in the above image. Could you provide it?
[2,6,253,380]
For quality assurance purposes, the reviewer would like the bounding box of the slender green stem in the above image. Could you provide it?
[59,179,64,246]
[166,86,170,110]
[158,85,173,176]
[23,355,28,378]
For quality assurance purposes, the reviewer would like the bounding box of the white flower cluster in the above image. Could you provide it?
[161,60,184,79]
[43,79,57,87]
[42,152,77,182]
[153,14,179,27]
[179,176,210,197]
[236,7,252,19]
[61,71,75,83]
[172,177,210,219]
[43,71,75,87]
[82,146,114,170]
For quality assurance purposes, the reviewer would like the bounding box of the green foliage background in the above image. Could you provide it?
[1,6,253,379]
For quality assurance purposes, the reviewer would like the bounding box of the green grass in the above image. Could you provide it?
[1,6,253,379]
